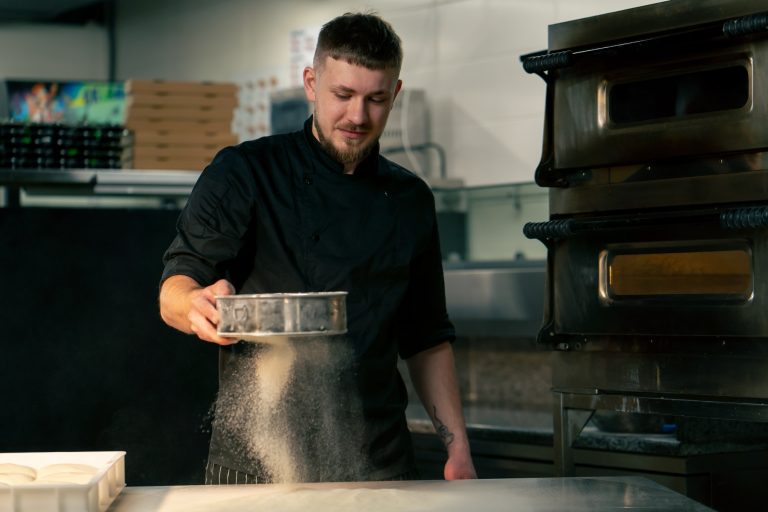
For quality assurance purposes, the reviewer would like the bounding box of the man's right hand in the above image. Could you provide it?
[159,275,237,345]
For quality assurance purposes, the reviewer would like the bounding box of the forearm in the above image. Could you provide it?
[406,342,473,466]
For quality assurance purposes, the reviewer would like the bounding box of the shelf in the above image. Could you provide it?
[0,168,201,204]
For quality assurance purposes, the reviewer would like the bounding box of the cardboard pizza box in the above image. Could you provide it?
[125,119,234,133]
[125,104,234,123]
[132,144,221,161]
[125,79,238,97]
[130,155,215,170]
[132,130,238,147]
[126,94,238,110]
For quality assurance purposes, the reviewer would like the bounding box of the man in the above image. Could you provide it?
[159,12,476,483]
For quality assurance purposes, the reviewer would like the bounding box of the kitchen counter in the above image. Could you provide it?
[409,403,553,448]
[108,477,713,511]
[407,404,768,457]
[405,403,768,509]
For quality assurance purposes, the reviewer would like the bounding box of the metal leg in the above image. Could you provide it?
[3,186,20,208]
[553,391,594,476]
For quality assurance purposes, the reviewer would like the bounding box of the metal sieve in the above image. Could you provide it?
[216,291,347,341]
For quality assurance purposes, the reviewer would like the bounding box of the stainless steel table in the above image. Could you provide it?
[109,476,713,511]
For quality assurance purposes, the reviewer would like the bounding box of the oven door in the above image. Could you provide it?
[529,205,768,341]
[549,31,767,175]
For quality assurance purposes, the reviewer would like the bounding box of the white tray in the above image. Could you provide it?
[0,451,125,512]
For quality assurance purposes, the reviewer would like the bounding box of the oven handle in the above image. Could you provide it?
[521,50,573,78]
[723,12,768,37]
[720,206,768,230]
[521,11,768,82]
[523,206,768,241]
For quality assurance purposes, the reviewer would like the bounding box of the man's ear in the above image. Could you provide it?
[391,79,403,107]
[303,67,317,102]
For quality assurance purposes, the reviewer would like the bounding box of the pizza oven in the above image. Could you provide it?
[520,0,768,476]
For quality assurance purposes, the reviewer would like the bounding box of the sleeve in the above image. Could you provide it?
[395,192,456,360]
[160,146,257,288]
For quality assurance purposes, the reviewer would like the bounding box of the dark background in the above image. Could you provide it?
[0,207,219,485]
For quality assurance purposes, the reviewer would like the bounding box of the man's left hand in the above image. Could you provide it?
[444,454,477,480]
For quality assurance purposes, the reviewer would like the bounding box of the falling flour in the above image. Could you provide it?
[210,335,370,483]
[255,339,295,409]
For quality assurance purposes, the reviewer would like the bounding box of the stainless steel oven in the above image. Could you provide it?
[526,205,768,339]
[550,39,763,173]
[521,0,768,487]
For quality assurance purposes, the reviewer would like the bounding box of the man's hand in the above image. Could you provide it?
[406,342,478,481]
[444,452,477,480]
[188,279,237,344]
[159,275,237,345]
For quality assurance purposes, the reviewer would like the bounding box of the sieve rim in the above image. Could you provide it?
[215,291,348,300]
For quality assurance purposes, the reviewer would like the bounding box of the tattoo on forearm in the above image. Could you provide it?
[432,406,455,447]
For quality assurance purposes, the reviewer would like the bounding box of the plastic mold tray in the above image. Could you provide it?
[0,451,125,512]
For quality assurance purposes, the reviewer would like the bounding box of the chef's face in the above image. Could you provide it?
[304,56,402,173]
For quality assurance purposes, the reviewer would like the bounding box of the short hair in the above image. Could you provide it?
[314,12,403,72]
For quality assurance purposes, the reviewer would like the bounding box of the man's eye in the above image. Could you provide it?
[335,93,350,100]
[369,97,386,104]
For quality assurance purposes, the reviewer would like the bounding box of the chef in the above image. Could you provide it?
[158,11,477,483]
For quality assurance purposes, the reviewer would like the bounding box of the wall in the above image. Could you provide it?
[0,0,662,185]
[113,0,662,186]
[0,23,108,81]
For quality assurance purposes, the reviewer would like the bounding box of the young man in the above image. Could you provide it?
[159,12,476,483]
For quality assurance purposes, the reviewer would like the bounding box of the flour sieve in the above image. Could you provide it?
[216,291,347,341]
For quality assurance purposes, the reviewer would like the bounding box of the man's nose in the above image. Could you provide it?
[346,97,368,126]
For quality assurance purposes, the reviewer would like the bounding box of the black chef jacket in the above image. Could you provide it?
[161,117,455,481]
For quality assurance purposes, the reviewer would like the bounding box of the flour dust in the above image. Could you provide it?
[210,335,370,483]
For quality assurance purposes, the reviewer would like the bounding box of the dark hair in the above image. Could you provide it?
[314,12,402,72]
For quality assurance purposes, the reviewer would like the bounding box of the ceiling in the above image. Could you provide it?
[0,0,106,24]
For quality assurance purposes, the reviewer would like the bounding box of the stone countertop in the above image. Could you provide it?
[406,404,768,457]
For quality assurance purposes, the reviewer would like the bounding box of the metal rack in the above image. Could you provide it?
[0,168,200,207]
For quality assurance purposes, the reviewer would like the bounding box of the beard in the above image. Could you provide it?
[313,111,377,167]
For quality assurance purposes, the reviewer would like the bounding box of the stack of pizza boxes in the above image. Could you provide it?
[124,79,239,170]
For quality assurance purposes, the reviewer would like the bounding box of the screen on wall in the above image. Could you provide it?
[4,80,126,125]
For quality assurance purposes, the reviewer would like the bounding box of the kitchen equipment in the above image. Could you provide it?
[216,292,347,341]
[0,451,125,512]
[520,0,768,491]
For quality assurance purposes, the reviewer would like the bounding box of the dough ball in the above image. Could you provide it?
[0,463,36,478]
[33,472,94,485]
[0,473,35,485]
[37,464,98,478]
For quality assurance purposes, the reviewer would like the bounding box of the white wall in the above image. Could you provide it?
[0,23,108,81]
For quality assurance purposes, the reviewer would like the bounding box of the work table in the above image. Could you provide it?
[108,476,713,511]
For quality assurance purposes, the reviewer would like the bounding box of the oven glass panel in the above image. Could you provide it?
[605,247,752,300]
[609,65,749,124]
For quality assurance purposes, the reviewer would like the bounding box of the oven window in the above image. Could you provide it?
[605,247,752,300]
[609,65,749,124]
